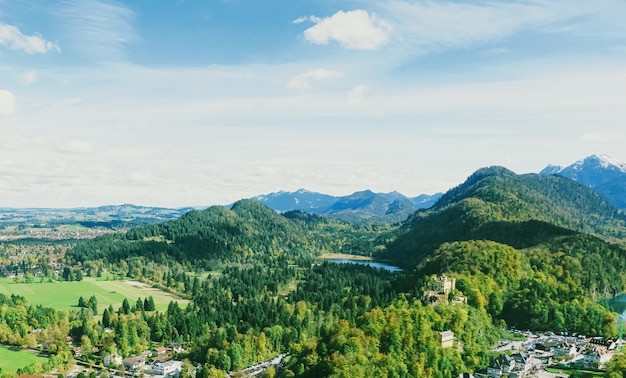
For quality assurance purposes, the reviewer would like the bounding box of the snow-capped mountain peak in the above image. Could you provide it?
[589,154,626,172]
[539,164,562,175]
[540,154,626,204]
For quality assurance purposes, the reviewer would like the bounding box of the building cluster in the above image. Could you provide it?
[463,331,622,378]
[102,344,186,378]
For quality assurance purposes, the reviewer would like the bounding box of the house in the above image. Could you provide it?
[487,355,515,378]
[535,339,559,351]
[579,344,614,369]
[590,337,617,350]
[440,330,455,348]
[553,342,577,357]
[509,353,531,377]
[122,355,146,372]
[168,342,185,353]
[104,353,123,367]
[153,346,168,356]
[152,360,183,377]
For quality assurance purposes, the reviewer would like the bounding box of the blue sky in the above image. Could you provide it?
[1,0,626,207]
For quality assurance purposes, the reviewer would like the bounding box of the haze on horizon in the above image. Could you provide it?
[1,0,626,208]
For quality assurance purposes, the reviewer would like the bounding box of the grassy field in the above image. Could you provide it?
[546,366,605,376]
[0,277,189,313]
[0,346,47,373]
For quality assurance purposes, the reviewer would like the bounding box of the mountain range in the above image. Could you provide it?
[540,154,626,209]
[1,154,624,228]
[251,188,442,223]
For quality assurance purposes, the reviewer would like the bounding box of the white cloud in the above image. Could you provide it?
[0,23,59,54]
[0,134,46,150]
[302,10,391,50]
[580,132,622,143]
[286,68,343,90]
[57,139,94,154]
[20,70,38,85]
[0,89,16,115]
[347,85,367,105]
[292,16,308,25]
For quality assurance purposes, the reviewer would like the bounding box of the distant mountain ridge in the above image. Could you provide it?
[248,188,443,223]
[251,189,337,213]
[0,204,195,228]
[540,154,626,209]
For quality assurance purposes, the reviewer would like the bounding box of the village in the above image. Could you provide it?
[426,275,622,377]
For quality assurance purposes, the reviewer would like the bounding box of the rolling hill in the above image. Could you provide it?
[384,166,626,268]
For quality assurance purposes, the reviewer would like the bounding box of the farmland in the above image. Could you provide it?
[0,346,47,373]
[0,277,190,313]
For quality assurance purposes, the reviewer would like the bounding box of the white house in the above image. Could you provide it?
[554,342,577,357]
[123,355,146,372]
[152,360,183,377]
[103,353,123,367]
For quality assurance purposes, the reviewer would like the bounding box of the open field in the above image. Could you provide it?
[0,277,190,313]
[0,346,47,373]
[546,366,604,376]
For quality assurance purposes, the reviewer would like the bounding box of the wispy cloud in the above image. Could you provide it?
[54,0,138,62]
[369,0,624,57]
[346,84,367,105]
[300,10,391,50]
[580,132,622,144]
[286,68,343,90]
[20,70,38,85]
[0,89,16,115]
[57,139,94,154]
[0,23,59,54]
[292,16,310,25]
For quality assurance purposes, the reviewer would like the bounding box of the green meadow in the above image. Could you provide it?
[0,277,189,313]
[0,346,47,373]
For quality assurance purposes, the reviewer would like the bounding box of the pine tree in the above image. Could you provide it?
[88,295,98,315]
[145,296,156,311]
[122,298,131,314]
[136,297,144,312]
[102,308,111,328]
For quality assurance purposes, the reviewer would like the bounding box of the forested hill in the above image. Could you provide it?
[383,166,626,268]
[66,199,391,267]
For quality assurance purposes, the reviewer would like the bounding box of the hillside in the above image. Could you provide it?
[384,166,626,268]
[67,199,391,267]
[377,166,626,334]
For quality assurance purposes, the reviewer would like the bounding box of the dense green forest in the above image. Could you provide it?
[4,167,626,376]
[66,200,392,269]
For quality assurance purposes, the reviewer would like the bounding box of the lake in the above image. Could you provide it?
[606,294,626,317]
[328,259,403,272]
